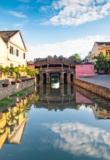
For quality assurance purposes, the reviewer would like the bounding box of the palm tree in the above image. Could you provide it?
[0,66,11,78]
[24,66,39,78]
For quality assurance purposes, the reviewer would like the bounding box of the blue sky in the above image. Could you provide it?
[0,0,110,60]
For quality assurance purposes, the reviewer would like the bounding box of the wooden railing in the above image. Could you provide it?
[39,67,74,72]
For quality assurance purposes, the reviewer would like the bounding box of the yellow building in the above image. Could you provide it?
[0,30,28,79]
[88,42,110,63]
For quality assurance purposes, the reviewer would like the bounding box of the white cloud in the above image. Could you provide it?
[13,20,28,28]
[13,23,23,27]
[42,0,110,26]
[42,122,110,160]
[26,35,109,60]
[7,11,27,18]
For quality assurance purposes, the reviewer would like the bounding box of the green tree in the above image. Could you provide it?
[94,53,110,72]
[24,66,39,77]
[69,53,82,62]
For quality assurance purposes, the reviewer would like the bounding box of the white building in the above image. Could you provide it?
[0,30,28,79]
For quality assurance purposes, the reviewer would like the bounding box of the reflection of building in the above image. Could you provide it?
[76,92,94,104]
[92,104,110,119]
[0,98,28,149]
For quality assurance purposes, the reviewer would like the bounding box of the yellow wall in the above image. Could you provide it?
[0,37,8,67]
[7,41,27,67]
[88,43,110,63]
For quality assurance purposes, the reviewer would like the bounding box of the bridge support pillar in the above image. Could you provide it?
[40,85,43,95]
[67,73,71,84]
[60,72,64,84]
[60,84,64,96]
[46,73,50,84]
[46,85,50,95]
[67,84,71,95]
[40,73,43,84]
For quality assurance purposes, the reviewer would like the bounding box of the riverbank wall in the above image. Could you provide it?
[74,78,110,100]
[0,79,34,100]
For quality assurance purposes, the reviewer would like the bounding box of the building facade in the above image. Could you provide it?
[0,30,27,79]
[88,42,110,63]
[0,30,27,67]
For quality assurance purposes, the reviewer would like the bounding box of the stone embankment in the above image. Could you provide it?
[0,79,34,100]
[74,75,110,100]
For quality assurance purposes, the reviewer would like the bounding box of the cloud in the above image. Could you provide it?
[26,35,109,60]
[7,11,27,18]
[42,0,110,26]
[13,20,28,28]
[42,122,110,160]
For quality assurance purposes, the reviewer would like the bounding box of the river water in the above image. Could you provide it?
[0,84,110,160]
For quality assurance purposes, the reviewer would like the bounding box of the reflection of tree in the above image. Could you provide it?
[76,105,81,110]
[25,95,39,112]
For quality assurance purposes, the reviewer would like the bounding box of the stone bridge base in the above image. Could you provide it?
[37,72,74,84]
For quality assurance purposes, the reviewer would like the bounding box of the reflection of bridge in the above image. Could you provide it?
[28,56,76,84]
[35,85,76,109]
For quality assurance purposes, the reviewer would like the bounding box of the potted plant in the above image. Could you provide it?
[11,81,16,85]
[16,79,21,83]
[22,79,25,82]
[2,82,9,87]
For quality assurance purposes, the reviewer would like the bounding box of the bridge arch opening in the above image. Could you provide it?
[51,73,60,83]
[64,73,67,84]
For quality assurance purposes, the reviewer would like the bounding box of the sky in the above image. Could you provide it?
[0,0,110,60]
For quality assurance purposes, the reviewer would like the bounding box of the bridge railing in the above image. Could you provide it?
[39,67,74,73]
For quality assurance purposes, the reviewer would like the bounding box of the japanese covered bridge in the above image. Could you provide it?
[28,56,76,84]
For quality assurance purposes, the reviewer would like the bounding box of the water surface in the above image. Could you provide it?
[0,84,110,160]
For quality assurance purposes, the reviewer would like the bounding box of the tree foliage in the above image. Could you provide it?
[94,53,110,71]
[0,66,39,79]
[69,53,82,62]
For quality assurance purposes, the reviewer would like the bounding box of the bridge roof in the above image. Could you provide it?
[34,56,77,66]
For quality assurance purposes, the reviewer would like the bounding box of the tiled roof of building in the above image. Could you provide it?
[0,30,27,50]
[0,30,19,41]
[96,42,110,46]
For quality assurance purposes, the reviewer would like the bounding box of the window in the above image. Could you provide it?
[16,49,19,56]
[100,52,103,55]
[23,53,25,59]
[10,63,13,67]
[10,46,13,54]
[106,51,108,55]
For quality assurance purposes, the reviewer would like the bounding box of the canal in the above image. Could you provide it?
[0,84,110,160]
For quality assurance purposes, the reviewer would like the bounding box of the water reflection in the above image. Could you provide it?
[42,122,110,160]
[51,82,60,89]
[0,84,110,160]
[0,97,30,149]
[36,84,75,110]
[35,84,110,119]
